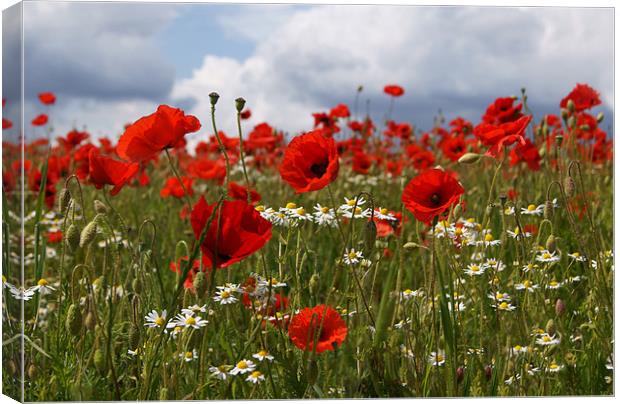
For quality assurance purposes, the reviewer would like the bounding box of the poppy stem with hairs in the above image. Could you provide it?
[209,92,232,192]
[164,148,193,210]
[235,98,253,204]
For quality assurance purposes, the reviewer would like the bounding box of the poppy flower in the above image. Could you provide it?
[87,149,140,195]
[246,123,282,152]
[288,304,347,354]
[58,129,89,151]
[228,181,261,204]
[190,197,272,269]
[402,168,465,224]
[116,104,201,162]
[160,176,194,199]
[2,118,12,130]
[474,115,532,157]
[169,256,203,290]
[47,230,63,244]
[240,109,252,120]
[188,158,227,184]
[560,83,601,112]
[509,138,541,171]
[31,114,48,126]
[352,151,373,175]
[440,135,467,162]
[384,85,405,97]
[482,97,522,125]
[329,103,350,119]
[38,92,56,105]
[279,130,339,193]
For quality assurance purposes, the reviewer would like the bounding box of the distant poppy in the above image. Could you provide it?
[384,85,404,97]
[402,168,465,224]
[58,129,89,151]
[169,256,203,290]
[352,151,373,174]
[279,130,339,193]
[88,149,139,195]
[482,97,522,125]
[288,305,347,354]
[228,181,261,204]
[2,118,12,130]
[190,197,272,269]
[329,104,350,119]
[160,176,194,199]
[38,92,56,105]
[509,138,541,171]
[116,105,201,162]
[474,115,532,157]
[560,83,601,112]
[440,135,467,162]
[31,114,48,126]
[47,230,63,244]
[188,158,227,184]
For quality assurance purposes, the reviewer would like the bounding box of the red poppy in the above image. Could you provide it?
[560,83,601,112]
[31,114,48,126]
[384,121,413,140]
[402,168,465,224]
[246,123,282,152]
[47,230,63,244]
[373,211,404,238]
[116,105,201,162]
[406,144,435,170]
[58,129,90,151]
[288,304,347,354]
[474,115,532,157]
[509,138,541,171]
[384,85,404,97]
[279,130,339,193]
[88,149,139,195]
[38,92,56,105]
[240,109,252,120]
[169,256,203,290]
[190,197,272,269]
[352,151,373,174]
[228,181,261,203]
[2,118,12,130]
[482,97,522,125]
[329,103,350,119]
[440,135,467,161]
[160,176,194,199]
[187,157,227,184]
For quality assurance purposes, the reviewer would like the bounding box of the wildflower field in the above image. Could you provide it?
[1,83,614,400]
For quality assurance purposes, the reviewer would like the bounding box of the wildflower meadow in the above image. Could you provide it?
[1,82,614,400]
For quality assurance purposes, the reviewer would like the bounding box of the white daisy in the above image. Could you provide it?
[230,359,256,375]
[213,289,238,305]
[252,350,274,362]
[343,248,363,266]
[536,333,560,346]
[515,280,539,293]
[428,351,446,366]
[209,365,230,380]
[492,301,516,311]
[144,309,167,328]
[464,263,487,276]
[180,349,198,362]
[536,250,561,263]
[169,313,208,329]
[521,203,544,216]
[246,370,265,384]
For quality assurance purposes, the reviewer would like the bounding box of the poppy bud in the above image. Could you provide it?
[66,223,81,251]
[579,124,590,132]
[132,277,142,294]
[567,99,575,113]
[309,273,320,296]
[84,310,97,330]
[94,349,106,374]
[235,97,246,113]
[546,319,556,337]
[596,112,604,123]
[7,360,17,376]
[546,235,556,253]
[363,219,377,255]
[458,152,481,164]
[543,200,553,220]
[456,366,464,383]
[27,363,37,379]
[555,134,563,145]
[128,324,140,350]
[93,200,108,214]
[306,359,319,385]
[555,299,566,316]
[193,270,206,296]
[561,108,569,120]
[452,203,462,218]
[209,92,220,106]
[562,176,576,200]
[357,85,363,92]
[485,204,493,216]
[175,241,189,266]
[58,188,71,213]
[79,221,98,248]
[567,116,576,130]
[484,365,493,380]
[403,242,420,250]
[66,303,83,336]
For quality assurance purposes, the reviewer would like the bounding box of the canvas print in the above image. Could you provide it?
[1,1,614,401]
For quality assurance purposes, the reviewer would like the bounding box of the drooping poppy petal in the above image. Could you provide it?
[288,305,347,354]
[88,149,139,195]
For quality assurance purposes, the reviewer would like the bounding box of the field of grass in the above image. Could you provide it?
[1,84,614,400]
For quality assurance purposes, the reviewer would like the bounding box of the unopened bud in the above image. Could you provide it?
[555,299,566,316]
[66,303,83,336]
[58,188,71,213]
[93,200,108,214]
[452,203,462,218]
[309,273,320,296]
[209,92,220,106]
[567,116,576,130]
[484,365,493,380]
[363,219,377,255]
[567,99,575,113]
[235,97,246,113]
[84,311,97,330]
[94,349,106,374]
[66,223,81,251]
[458,152,482,164]
[564,176,576,197]
[79,221,98,248]
[27,363,37,379]
[128,324,140,350]
[560,108,569,120]
[403,242,420,250]
[555,134,563,145]
[596,112,604,123]
[546,319,556,337]
[546,235,556,253]
[543,200,553,220]
[456,366,465,383]
[192,271,206,296]
[579,124,590,132]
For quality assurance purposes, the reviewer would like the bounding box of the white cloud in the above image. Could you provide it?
[172,5,613,140]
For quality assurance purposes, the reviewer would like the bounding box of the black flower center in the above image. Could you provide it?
[309,160,329,178]
[430,193,441,206]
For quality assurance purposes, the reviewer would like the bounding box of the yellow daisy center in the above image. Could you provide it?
[185,316,196,325]
[499,302,509,310]
[251,371,262,378]
[296,207,306,215]
[220,291,231,299]
[485,233,494,242]
[255,205,265,212]
[527,204,536,211]
[523,280,532,288]
[155,317,165,326]
[185,351,194,359]
[237,360,248,369]
[514,345,522,351]
[37,278,48,286]
[380,208,388,215]
[285,202,297,209]
[258,350,268,357]
[320,206,330,213]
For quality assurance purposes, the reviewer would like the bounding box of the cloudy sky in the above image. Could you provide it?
[2,2,614,146]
